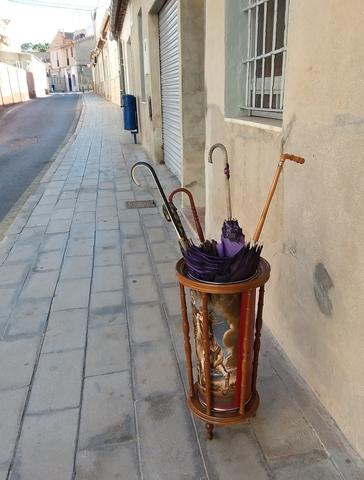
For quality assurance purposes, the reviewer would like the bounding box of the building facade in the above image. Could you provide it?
[98,0,364,458]
[49,31,93,92]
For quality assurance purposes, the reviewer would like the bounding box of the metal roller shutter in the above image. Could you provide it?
[159,0,182,179]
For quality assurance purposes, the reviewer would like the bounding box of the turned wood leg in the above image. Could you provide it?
[205,423,214,440]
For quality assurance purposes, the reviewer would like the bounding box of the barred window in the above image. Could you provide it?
[242,0,288,119]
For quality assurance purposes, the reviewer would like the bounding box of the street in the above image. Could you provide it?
[0,94,81,222]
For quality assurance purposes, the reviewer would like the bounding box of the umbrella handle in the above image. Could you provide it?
[253,153,305,243]
[131,162,190,249]
[168,188,205,243]
[208,143,232,220]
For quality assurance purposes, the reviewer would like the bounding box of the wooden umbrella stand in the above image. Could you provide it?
[176,258,270,439]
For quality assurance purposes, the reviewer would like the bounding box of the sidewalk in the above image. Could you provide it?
[0,93,362,480]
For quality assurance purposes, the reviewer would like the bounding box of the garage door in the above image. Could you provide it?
[159,0,182,179]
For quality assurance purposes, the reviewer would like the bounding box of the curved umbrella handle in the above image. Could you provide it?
[208,143,232,220]
[168,188,205,243]
[131,162,190,250]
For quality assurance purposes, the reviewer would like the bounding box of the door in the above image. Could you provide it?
[159,0,182,179]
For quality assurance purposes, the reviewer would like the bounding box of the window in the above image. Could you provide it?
[70,47,73,57]
[242,0,288,118]
[56,51,59,67]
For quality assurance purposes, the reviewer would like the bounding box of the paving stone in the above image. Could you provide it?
[32,204,55,216]
[271,451,343,480]
[136,394,205,479]
[0,464,7,480]
[95,230,120,248]
[120,222,142,238]
[96,216,119,231]
[46,218,72,234]
[26,214,50,228]
[28,349,84,413]
[70,223,95,239]
[0,262,30,286]
[75,443,139,480]
[118,210,140,222]
[129,303,167,344]
[73,211,95,224]
[78,371,134,450]
[198,423,271,480]
[151,242,179,262]
[86,324,129,377]
[92,266,123,292]
[60,256,93,279]
[39,233,68,252]
[97,196,116,207]
[6,243,39,263]
[251,376,323,460]
[127,275,159,303]
[66,237,94,257]
[0,336,40,390]
[121,237,147,254]
[51,208,75,220]
[145,226,168,243]
[0,387,27,464]
[52,278,90,311]
[94,246,121,267]
[76,201,97,213]
[6,298,51,337]
[124,253,152,275]
[9,408,78,480]
[141,213,164,228]
[162,285,180,316]
[155,261,178,285]
[21,270,59,300]
[42,308,88,353]
[33,250,64,271]
[56,199,76,209]
[134,341,180,398]
[89,291,125,327]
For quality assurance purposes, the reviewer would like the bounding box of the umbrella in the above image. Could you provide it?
[208,144,246,258]
[167,187,205,243]
[130,162,191,251]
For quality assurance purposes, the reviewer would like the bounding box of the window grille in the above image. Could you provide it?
[242,0,288,118]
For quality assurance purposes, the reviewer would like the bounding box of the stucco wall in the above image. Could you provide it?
[205,0,364,457]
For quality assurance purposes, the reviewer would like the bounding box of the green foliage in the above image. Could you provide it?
[21,42,50,52]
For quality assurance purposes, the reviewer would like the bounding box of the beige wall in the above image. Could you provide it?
[119,0,205,205]
[205,0,364,457]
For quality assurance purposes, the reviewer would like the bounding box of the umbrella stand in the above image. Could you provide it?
[176,152,305,439]
[168,188,205,243]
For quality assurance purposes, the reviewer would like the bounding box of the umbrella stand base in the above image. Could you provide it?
[176,258,270,440]
[187,385,260,439]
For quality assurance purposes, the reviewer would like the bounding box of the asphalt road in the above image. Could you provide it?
[0,94,81,222]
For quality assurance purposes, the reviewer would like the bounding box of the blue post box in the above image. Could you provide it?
[121,94,138,143]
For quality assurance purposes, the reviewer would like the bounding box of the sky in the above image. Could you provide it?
[0,0,107,48]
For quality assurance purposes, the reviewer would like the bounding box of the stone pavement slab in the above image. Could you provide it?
[9,408,78,480]
[0,94,362,480]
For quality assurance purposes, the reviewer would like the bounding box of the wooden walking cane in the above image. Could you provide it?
[253,153,305,242]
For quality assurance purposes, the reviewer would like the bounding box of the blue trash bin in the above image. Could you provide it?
[122,93,138,133]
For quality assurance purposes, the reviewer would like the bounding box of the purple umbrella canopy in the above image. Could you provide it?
[182,219,262,283]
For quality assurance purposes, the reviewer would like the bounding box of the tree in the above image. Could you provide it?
[21,42,50,52]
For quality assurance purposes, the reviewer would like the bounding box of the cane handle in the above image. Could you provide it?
[281,154,305,164]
